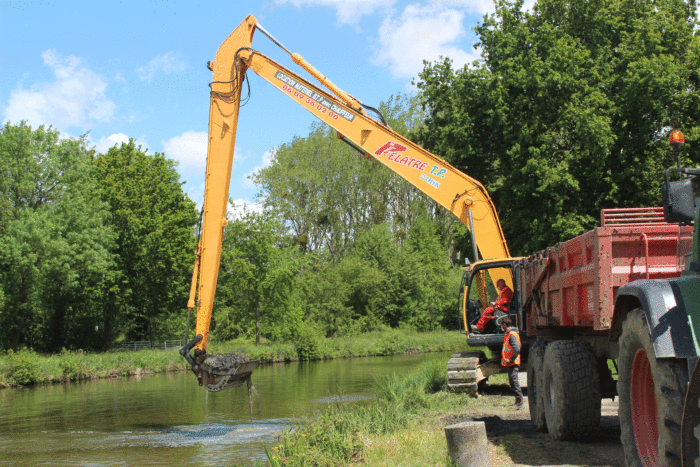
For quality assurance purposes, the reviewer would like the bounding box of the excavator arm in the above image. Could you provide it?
[180,15,511,390]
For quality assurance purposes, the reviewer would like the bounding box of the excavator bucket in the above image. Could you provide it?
[180,336,259,392]
[199,353,259,392]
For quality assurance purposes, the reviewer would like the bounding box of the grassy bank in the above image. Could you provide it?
[263,360,602,467]
[265,358,464,466]
[0,329,466,388]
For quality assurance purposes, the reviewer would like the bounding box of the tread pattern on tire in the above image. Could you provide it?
[528,341,547,432]
[618,308,688,467]
[543,340,601,440]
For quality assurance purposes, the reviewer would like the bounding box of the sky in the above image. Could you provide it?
[0,0,534,215]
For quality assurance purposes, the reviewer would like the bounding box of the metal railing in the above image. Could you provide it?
[113,340,182,351]
[600,207,667,227]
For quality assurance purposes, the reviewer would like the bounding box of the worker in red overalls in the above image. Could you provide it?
[471,278,513,333]
[500,316,523,408]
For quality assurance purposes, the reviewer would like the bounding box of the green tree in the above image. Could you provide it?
[297,219,460,336]
[298,250,386,337]
[0,122,115,351]
[94,140,198,347]
[253,94,468,262]
[214,207,300,344]
[416,0,700,254]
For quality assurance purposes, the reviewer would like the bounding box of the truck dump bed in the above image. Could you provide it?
[518,207,692,334]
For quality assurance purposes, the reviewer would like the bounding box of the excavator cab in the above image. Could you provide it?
[460,259,521,344]
[449,259,522,394]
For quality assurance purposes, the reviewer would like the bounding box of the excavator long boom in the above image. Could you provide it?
[181,15,510,390]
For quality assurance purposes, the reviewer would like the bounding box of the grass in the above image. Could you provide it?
[265,359,466,466]
[264,359,608,467]
[210,329,466,364]
[0,348,189,387]
[0,329,467,388]
[361,427,455,467]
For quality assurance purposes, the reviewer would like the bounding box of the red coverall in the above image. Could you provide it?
[475,286,513,331]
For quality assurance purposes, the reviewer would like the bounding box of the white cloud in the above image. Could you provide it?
[94,133,129,154]
[429,0,535,14]
[3,49,115,130]
[136,52,187,81]
[162,131,256,176]
[162,130,208,174]
[372,4,479,81]
[228,198,263,220]
[275,0,395,24]
[429,0,494,15]
[92,133,150,155]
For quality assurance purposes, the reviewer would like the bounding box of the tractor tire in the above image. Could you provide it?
[681,353,700,467]
[527,341,547,432]
[543,340,601,440]
[447,351,486,395]
[618,308,687,467]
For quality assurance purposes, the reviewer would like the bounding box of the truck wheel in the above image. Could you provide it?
[618,308,687,467]
[543,340,601,440]
[681,354,700,467]
[527,341,547,432]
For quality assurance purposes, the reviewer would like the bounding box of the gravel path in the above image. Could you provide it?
[451,374,624,467]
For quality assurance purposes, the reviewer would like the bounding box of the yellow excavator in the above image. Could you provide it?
[180,15,512,392]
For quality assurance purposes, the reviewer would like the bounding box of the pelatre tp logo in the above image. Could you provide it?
[373,141,428,171]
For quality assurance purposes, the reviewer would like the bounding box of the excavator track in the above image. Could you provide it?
[446,351,487,395]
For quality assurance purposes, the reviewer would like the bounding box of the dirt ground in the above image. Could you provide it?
[444,380,625,467]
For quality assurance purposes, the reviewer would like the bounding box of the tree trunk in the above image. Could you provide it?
[255,300,260,345]
[11,328,20,353]
[13,280,29,352]
[149,319,155,348]
[102,290,118,351]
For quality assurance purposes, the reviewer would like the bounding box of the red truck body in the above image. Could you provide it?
[517,207,692,336]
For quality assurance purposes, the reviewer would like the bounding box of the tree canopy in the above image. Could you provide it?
[94,141,198,347]
[0,124,199,352]
[213,207,301,344]
[4,0,700,350]
[0,122,115,351]
[416,0,700,254]
[253,94,470,264]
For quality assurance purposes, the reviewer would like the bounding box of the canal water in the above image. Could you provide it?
[0,351,454,466]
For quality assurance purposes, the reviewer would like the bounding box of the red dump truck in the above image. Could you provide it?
[452,206,695,464]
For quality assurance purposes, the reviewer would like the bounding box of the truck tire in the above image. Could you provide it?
[527,341,547,432]
[543,340,601,440]
[681,354,700,467]
[618,308,687,467]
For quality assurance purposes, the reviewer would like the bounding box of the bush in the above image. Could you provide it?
[369,330,406,356]
[6,349,41,386]
[269,408,363,466]
[294,326,322,361]
[59,350,89,381]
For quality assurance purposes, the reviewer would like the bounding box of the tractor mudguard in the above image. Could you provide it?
[614,279,697,359]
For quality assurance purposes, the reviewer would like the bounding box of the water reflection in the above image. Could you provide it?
[0,351,452,465]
